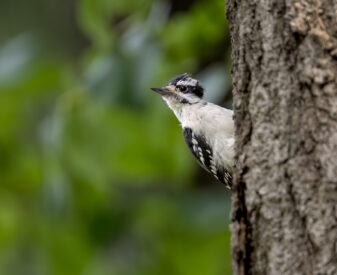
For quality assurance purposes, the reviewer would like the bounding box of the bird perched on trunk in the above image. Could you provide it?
[151,73,234,189]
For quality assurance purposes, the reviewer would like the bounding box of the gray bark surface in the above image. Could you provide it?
[226,1,337,275]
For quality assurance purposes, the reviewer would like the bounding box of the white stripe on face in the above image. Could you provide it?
[176,78,198,87]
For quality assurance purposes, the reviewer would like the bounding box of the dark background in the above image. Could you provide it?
[0,0,233,274]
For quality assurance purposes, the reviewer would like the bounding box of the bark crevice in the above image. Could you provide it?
[232,167,253,275]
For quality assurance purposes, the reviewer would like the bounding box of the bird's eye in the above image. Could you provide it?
[179,86,187,92]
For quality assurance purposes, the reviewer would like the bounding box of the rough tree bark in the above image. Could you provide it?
[226,1,337,274]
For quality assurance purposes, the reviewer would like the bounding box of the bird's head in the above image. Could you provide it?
[151,73,204,110]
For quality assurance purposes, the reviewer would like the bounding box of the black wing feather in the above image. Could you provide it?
[183,127,232,188]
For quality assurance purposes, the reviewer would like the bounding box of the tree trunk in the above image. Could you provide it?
[226,1,337,274]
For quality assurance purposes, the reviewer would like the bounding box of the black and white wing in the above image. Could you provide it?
[183,127,232,189]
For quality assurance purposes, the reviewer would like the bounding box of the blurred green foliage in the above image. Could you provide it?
[0,0,232,274]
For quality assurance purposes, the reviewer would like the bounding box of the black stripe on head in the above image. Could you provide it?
[189,85,204,98]
[168,73,204,98]
[168,73,191,86]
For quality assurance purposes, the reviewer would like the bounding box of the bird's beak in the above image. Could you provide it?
[150,85,175,96]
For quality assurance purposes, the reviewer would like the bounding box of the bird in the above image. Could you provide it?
[151,73,234,189]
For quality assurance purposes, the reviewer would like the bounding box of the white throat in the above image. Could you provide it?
[162,94,202,121]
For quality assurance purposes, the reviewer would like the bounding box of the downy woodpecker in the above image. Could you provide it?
[151,73,234,188]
